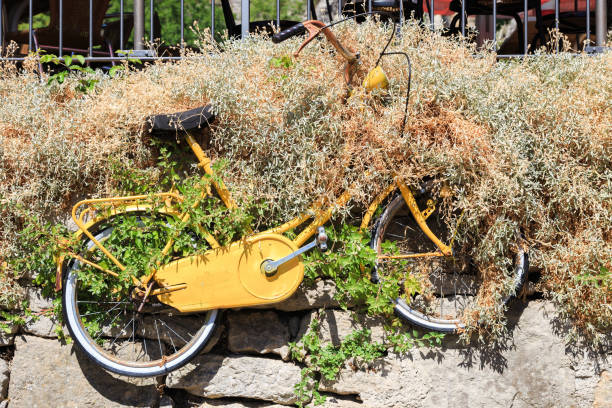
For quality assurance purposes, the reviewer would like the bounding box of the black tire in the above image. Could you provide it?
[62,212,218,377]
[371,190,527,333]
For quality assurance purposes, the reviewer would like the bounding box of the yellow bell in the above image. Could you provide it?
[362,66,389,92]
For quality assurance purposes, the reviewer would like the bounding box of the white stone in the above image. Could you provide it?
[9,336,159,407]
[274,280,342,312]
[0,359,8,399]
[166,354,303,405]
[318,301,601,408]
[227,310,290,360]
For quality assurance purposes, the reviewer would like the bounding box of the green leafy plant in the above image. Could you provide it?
[40,53,99,93]
[269,55,294,69]
[289,313,444,406]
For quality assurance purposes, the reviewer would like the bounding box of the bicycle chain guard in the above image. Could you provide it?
[153,233,304,312]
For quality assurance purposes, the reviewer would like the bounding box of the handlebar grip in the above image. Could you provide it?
[272,23,306,43]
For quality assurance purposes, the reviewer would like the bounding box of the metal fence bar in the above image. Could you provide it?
[1,0,609,63]
[307,0,312,20]
[493,0,496,51]
[555,0,559,52]
[210,0,214,42]
[28,0,32,52]
[430,0,434,29]
[150,0,154,42]
[595,0,607,46]
[241,0,249,38]
[89,0,93,57]
[523,0,528,54]
[586,0,590,44]
[461,0,465,36]
[120,0,124,50]
[134,0,144,49]
[0,0,3,53]
[59,0,63,56]
[181,0,184,48]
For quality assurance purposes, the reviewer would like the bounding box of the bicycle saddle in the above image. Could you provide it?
[148,105,215,132]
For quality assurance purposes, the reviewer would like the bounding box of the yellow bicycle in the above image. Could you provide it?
[57,16,527,377]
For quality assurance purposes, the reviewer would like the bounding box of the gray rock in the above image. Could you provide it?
[166,354,302,405]
[25,287,55,312]
[0,325,17,346]
[196,398,360,407]
[227,311,290,360]
[274,280,341,312]
[9,336,159,407]
[297,309,386,348]
[319,301,606,408]
[22,315,59,338]
[593,371,611,408]
[0,359,8,399]
[198,401,285,407]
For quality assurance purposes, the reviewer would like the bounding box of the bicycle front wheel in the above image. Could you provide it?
[62,213,218,377]
[371,191,527,333]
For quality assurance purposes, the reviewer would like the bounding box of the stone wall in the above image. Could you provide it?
[0,281,610,408]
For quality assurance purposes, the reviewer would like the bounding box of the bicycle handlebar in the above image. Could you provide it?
[272,23,306,43]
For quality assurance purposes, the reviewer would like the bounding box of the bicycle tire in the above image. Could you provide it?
[371,190,528,333]
[62,212,218,377]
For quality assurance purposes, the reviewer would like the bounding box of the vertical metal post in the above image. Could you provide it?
[241,0,249,38]
[59,0,63,56]
[595,0,607,46]
[430,0,435,30]
[210,0,215,42]
[461,0,465,36]
[399,0,404,27]
[89,0,93,57]
[276,0,280,27]
[150,0,154,42]
[586,0,590,44]
[180,0,184,48]
[524,0,528,54]
[368,0,372,13]
[28,0,32,52]
[492,0,496,51]
[120,0,124,50]
[0,0,4,52]
[338,0,342,19]
[307,0,312,20]
[554,0,559,52]
[134,0,145,50]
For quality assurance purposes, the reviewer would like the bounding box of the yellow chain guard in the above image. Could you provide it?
[154,234,303,312]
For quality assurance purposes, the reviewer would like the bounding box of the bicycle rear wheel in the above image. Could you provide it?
[62,213,218,377]
[371,188,527,333]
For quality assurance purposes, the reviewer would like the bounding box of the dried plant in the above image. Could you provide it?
[0,20,610,341]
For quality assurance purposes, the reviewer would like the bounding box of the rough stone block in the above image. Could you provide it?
[227,310,290,360]
[166,354,302,405]
[274,280,341,312]
[0,359,8,399]
[8,336,159,407]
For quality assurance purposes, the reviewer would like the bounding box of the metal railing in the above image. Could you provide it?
[0,0,608,62]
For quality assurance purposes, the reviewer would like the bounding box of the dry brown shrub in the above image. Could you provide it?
[0,20,610,340]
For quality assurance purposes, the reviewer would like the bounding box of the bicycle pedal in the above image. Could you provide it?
[316,226,328,252]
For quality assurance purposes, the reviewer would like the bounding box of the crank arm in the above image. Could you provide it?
[261,227,327,276]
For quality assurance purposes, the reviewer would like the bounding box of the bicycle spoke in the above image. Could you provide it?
[95,309,124,341]
[154,319,164,358]
[159,320,188,344]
